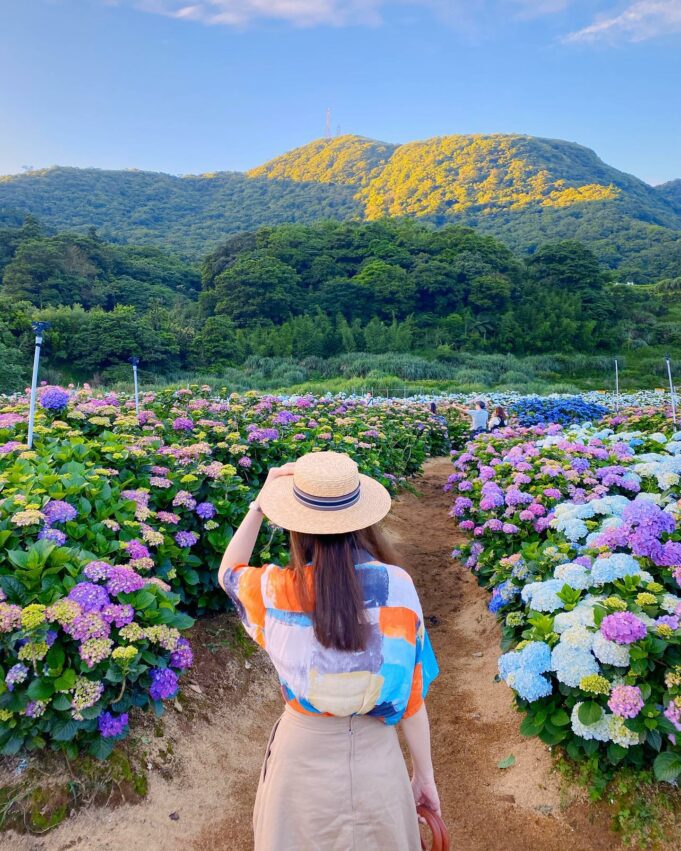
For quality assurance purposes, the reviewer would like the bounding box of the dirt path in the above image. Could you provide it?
[7,458,623,851]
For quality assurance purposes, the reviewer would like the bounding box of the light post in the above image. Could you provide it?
[614,358,620,412]
[27,321,50,449]
[666,355,678,427]
[129,357,140,418]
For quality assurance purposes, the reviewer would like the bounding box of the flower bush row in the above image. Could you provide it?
[449,410,681,783]
[0,385,462,758]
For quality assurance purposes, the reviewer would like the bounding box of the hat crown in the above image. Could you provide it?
[293,452,359,498]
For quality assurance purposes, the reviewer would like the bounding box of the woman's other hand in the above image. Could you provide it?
[411,772,441,816]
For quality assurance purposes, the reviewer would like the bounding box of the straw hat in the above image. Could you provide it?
[258,451,392,535]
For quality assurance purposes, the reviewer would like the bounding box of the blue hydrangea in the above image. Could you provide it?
[553,562,591,590]
[498,641,552,680]
[551,644,600,687]
[506,669,553,702]
[488,580,519,614]
[590,553,643,586]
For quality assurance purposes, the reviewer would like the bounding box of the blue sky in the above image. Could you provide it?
[1,0,680,183]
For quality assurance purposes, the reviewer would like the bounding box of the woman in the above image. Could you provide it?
[488,406,508,430]
[218,451,440,851]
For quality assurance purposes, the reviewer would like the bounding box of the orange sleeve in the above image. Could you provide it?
[403,662,424,719]
[220,563,266,647]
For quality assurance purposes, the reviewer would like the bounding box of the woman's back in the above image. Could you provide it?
[222,556,438,724]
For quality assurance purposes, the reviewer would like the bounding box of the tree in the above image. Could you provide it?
[209,254,301,327]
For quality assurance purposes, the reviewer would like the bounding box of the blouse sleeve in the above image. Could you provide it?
[403,619,439,719]
[219,564,267,647]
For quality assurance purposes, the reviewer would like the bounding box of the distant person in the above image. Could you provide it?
[430,401,437,414]
[456,400,489,436]
[488,406,508,430]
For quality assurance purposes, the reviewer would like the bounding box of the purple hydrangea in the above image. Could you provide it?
[68,582,111,613]
[149,668,179,701]
[195,502,216,520]
[43,500,77,524]
[124,539,151,560]
[600,612,647,645]
[172,417,194,432]
[83,561,112,582]
[175,531,199,548]
[101,603,135,628]
[157,511,181,524]
[38,528,67,545]
[106,567,147,595]
[66,612,111,641]
[170,637,193,670]
[98,711,129,738]
[5,663,29,691]
[608,685,644,719]
[40,387,69,411]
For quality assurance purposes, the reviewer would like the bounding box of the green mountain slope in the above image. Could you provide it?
[0,167,360,258]
[656,180,681,217]
[1,134,680,278]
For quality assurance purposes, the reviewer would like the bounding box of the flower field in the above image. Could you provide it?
[449,403,681,784]
[0,385,463,760]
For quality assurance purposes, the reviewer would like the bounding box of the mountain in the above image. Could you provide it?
[1,134,680,279]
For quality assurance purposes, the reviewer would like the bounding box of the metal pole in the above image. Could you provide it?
[27,322,50,449]
[666,355,678,427]
[614,358,620,412]
[130,357,140,418]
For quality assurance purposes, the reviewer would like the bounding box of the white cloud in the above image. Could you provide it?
[566,0,681,42]
[133,0,383,26]
[124,0,572,28]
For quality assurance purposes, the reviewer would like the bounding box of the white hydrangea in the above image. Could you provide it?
[554,599,600,633]
[559,625,595,650]
[570,703,610,742]
[607,715,642,748]
[553,562,591,590]
[592,632,630,667]
[661,594,681,614]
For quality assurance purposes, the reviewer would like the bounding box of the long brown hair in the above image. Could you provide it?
[289,524,397,653]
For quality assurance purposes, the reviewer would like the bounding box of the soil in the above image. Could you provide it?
[3,458,640,851]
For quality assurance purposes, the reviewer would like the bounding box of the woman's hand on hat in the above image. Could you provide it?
[264,462,297,484]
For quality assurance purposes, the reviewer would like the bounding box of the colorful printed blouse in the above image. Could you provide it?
[220,557,439,725]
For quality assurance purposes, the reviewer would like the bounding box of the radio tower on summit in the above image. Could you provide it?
[325,108,332,139]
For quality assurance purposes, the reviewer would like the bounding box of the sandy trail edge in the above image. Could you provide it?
[5,457,624,851]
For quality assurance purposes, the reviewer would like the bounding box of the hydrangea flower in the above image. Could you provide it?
[175,531,199,548]
[98,711,129,738]
[5,663,29,691]
[592,632,631,667]
[40,387,69,410]
[600,612,647,645]
[68,582,111,613]
[149,668,179,701]
[520,579,565,613]
[38,527,67,545]
[570,703,610,742]
[608,685,644,719]
[43,500,77,524]
[170,637,193,670]
[106,567,147,595]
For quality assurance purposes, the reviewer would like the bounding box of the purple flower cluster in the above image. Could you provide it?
[38,528,67,545]
[169,637,193,670]
[5,663,29,691]
[246,427,279,443]
[600,611,647,645]
[68,582,111,613]
[102,603,135,627]
[149,668,179,701]
[125,539,151,560]
[196,501,216,520]
[43,500,78,525]
[608,685,644,719]
[98,711,129,738]
[172,416,195,431]
[40,387,70,410]
[175,531,199,548]
[106,566,147,595]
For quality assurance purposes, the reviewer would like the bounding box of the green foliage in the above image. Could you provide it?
[3,134,681,276]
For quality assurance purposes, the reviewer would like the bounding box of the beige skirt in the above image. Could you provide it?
[253,706,421,851]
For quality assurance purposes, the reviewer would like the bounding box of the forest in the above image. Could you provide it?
[2,134,681,280]
[1,215,679,392]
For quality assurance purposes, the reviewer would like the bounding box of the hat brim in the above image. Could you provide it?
[258,473,392,535]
